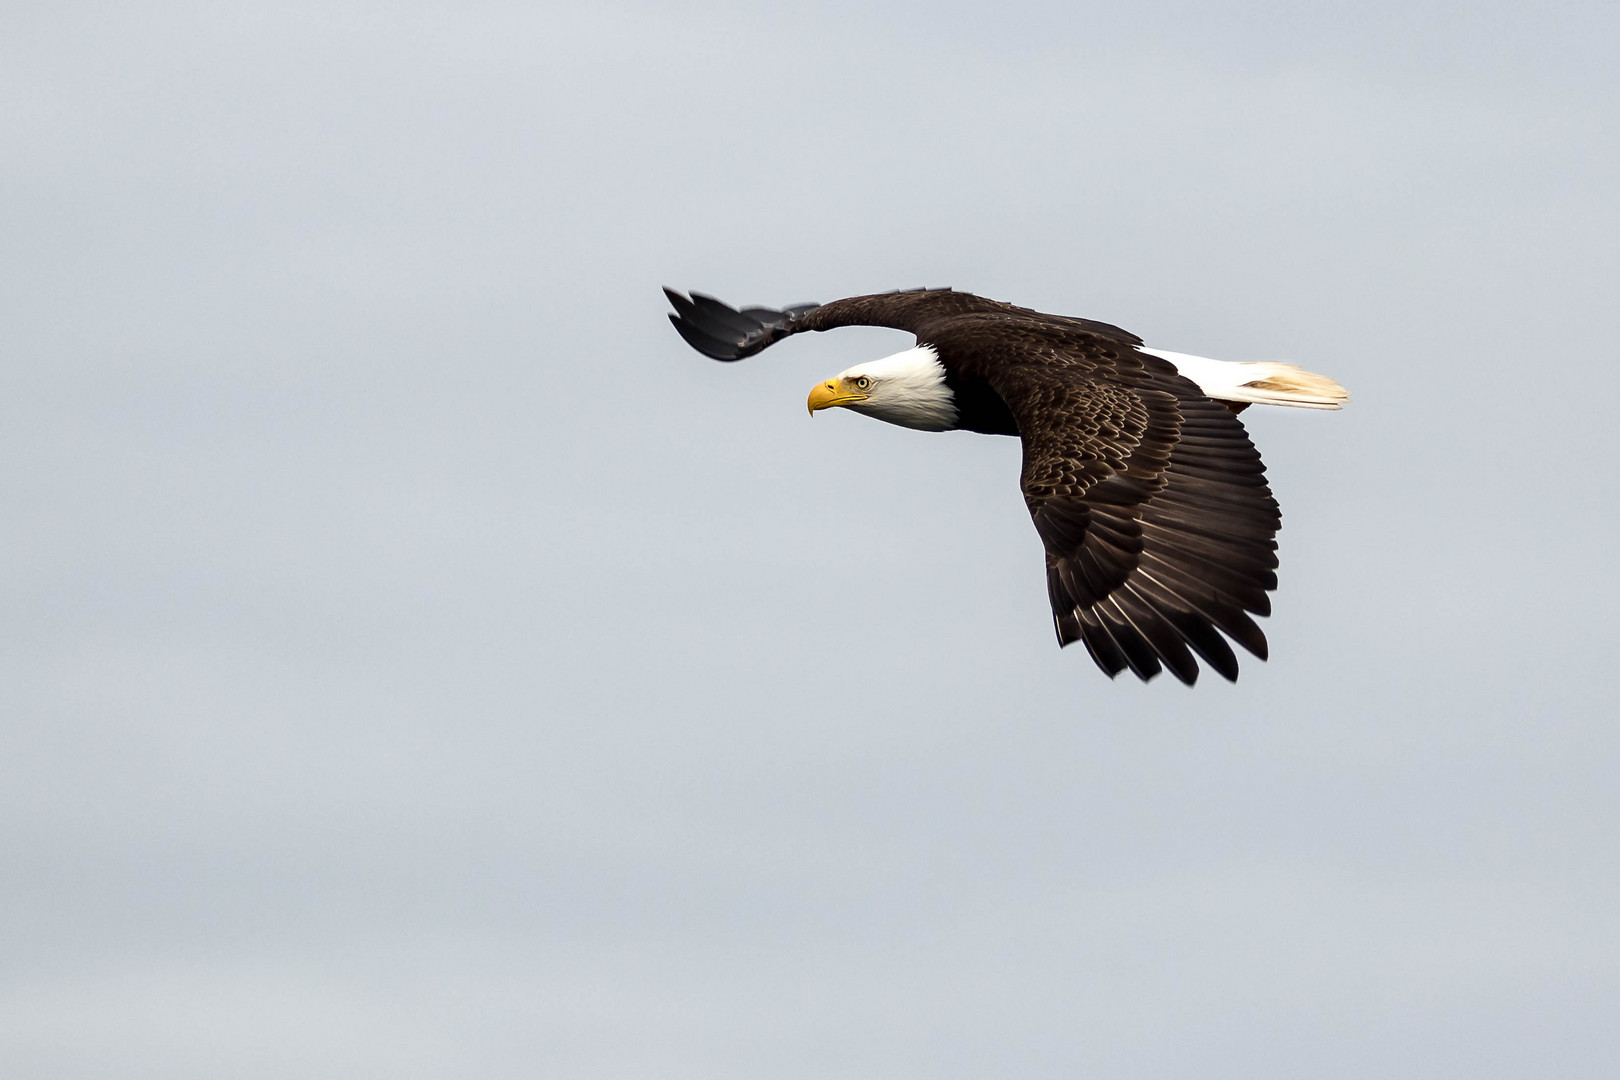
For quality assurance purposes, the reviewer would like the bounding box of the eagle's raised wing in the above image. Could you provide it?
[663,287,1142,360]
[955,323,1280,684]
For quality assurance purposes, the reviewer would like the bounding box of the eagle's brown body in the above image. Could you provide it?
[666,287,1346,685]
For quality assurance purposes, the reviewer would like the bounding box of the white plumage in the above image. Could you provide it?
[834,346,960,431]
[1142,348,1351,410]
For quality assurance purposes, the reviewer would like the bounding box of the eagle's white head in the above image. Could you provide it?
[805,345,959,431]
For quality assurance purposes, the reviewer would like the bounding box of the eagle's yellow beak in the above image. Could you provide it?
[807,378,867,416]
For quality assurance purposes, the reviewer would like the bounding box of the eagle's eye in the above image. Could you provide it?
[853,376,872,391]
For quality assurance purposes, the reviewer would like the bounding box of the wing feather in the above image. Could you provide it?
[966,326,1282,684]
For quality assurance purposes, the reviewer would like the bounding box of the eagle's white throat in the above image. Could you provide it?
[837,345,958,431]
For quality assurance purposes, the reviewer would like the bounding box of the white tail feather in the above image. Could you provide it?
[1141,348,1350,410]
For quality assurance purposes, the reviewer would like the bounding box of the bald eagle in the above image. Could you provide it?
[664,287,1348,685]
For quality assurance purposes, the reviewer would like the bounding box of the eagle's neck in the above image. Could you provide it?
[942,368,1021,435]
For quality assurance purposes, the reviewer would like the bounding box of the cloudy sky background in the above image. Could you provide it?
[3,2,1618,1076]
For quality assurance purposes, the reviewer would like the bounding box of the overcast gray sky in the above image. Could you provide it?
[3,2,1618,1077]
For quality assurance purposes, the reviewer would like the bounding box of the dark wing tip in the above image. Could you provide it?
[663,287,820,361]
[668,313,744,361]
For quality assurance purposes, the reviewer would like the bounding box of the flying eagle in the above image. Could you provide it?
[664,287,1347,685]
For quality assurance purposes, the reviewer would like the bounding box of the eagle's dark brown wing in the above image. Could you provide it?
[949,321,1279,684]
[664,287,1141,359]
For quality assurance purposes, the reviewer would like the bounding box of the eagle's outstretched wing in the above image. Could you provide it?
[953,322,1279,684]
[664,287,1142,359]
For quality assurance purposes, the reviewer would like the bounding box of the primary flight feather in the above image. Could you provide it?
[664,286,1348,685]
